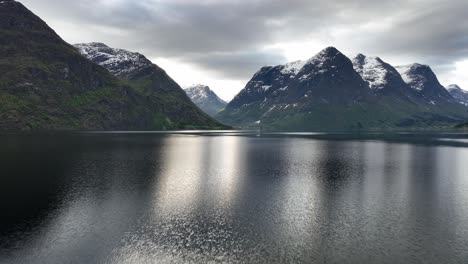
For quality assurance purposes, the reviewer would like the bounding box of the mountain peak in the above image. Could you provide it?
[352,54,390,90]
[447,84,468,106]
[447,84,462,91]
[395,63,434,91]
[320,46,341,55]
[396,63,453,101]
[74,42,153,79]
[411,63,430,68]
[186,84,210,93]
[0,0,62,35]
[351,54,417,100]
[396,63,430,75]
[302,46,348,70]
[185,84,227,116]
[304,46,340,63]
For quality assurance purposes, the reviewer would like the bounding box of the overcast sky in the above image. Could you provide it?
[22,0,468,101]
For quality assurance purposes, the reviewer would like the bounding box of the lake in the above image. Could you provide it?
[0,131,467,263]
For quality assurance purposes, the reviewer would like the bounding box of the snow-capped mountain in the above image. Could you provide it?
[74,42,224,129]
[218,47,467,130]
[0,1,224,130]
[395,63,453,103]
[227,60,304,110]
[352,54,389,90]
[352,54,416,100]
[286,47,371,103]
[447,84,468,106]
[74,43,153,79]
[185,84,227,116]
[75,42,187,93]
[227,47,371,112]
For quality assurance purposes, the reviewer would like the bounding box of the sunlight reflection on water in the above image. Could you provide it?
[0,132,468,263]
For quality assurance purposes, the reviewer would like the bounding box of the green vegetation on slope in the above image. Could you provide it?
[0,1,226,131]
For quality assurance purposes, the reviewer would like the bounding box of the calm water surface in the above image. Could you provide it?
[0,132,468,263]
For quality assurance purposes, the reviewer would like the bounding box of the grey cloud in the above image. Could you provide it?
[185,50,288,79]
[355,0,468,68]
[21,0,468,81]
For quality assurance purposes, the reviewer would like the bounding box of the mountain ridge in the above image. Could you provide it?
[0,1,226,131]
[218,47,468,130]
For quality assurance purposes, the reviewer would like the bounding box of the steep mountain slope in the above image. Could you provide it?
[0,0,123,130]
[395,63,453,103]
[285,47,373,104]
[0,0,224,131]
[218,47,467,130]
[219,47,392,130]
[447,84,468,106]
[74,42,224,129]
[352,54,416,101]
[184,84,227,116]
[226,60,305,110]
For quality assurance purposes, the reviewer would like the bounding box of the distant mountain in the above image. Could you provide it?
[74,42,225,129]
[447,84,468,106]
[218,47,468,130]
[0,1,225,131]
[184,84,227,116]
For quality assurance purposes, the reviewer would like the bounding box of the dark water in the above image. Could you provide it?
[1,132,468,263]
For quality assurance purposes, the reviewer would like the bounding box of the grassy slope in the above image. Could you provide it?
[0,1,226,131]
[217,95,468,131]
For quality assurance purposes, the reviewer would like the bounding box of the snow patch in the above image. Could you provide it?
[299,73,311,81]
[186,84,210,100]
[74,43,152,77]
[395,64,429,91]
[280,60,306,75]
[352,55,387,90]
[304,47,339,69]
[262,105,276,117]
[395,65,414,85]
[185,84,226,105]
[261,85,272,91]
